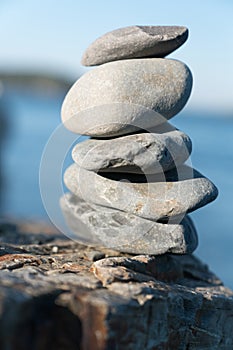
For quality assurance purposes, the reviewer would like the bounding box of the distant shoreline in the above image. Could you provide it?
[0,71,76,91]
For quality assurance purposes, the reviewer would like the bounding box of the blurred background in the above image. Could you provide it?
[0,1,232,286]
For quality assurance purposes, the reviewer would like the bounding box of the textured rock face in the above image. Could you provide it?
[60,193,198,255]
[81,25,188,66]
[72,123,192,174]
[64,164,218,221]
[90,255,233,350]
[61,59,193,137]
[0,222,232,350]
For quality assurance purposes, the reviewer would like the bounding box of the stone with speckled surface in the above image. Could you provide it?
[82,25,188,66]
[63,164,218,221]
[60,192,198,255]
[61,58,192,137]
[72,123,192,174]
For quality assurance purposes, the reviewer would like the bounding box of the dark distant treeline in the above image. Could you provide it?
[0,71,78,92]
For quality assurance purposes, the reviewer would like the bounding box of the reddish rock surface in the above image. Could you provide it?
[0,221,232,349]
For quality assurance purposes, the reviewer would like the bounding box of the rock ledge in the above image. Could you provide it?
[0,221,232,350]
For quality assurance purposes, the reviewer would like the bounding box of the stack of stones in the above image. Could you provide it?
[60,25,218,255]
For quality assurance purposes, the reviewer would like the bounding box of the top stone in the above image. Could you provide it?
[81,25,188,66]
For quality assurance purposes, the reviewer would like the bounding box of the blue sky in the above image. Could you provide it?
[0,0,232,112]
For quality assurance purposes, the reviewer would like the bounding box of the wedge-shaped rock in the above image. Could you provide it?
[72,123,192,174]
[62,59,192,137]
[82,25,188,66]
[64,164,218,221]
[60,193,198,255]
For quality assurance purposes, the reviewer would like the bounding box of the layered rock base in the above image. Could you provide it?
[0,221,232,350]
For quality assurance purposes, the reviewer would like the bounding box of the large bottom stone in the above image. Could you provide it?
[60,193,198,255]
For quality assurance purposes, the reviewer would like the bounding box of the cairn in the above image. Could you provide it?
[60,25,218,255]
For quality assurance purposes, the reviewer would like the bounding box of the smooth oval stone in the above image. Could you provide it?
[72,123,192,174]
[61,59,193,137]
[60,193,198,255]
[64,164,218,221]
[81,25,188,66]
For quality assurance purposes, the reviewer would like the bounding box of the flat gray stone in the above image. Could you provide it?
[62,58,192,137]
[60,193,198,255]
[64,164,218,221]
[81,25,188,66]
[72,123,192,174]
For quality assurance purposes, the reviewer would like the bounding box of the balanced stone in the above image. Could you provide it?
[64,164,218,221]
[72,123,192,174]
[60,193,198,255]
[62,58,192,137]
[59,24,220,260]
[81,25,188,66]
